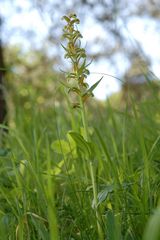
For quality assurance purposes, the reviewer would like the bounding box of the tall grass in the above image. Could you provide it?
[0,13,159,239]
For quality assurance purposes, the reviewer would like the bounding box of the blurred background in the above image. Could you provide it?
[1,0,160,125]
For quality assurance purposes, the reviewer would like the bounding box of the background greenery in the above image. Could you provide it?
[1,74,160,239]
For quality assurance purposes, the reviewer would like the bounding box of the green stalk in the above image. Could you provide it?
[79,97,89,141]
[80,97,104,240]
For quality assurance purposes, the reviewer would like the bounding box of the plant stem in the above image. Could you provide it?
[79,97,89,141]
[90,161,104,240]
[79,97,104,240]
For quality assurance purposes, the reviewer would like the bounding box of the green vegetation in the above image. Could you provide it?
[0,13,160,239]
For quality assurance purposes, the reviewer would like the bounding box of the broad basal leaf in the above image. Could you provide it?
[68,131,92,157]
[51,140,73,155]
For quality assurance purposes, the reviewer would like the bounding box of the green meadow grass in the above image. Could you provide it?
[0,87,160,239]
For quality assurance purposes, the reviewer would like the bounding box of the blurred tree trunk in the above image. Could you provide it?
[0,17,7,124]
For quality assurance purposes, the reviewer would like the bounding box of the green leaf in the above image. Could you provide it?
[19,160,28,176]
[80,127,94,139]
[143,206,160,240]
[94,182,133,208]
[60,43,68,52]
[84,69,90,75]
[43,159,65,176]
[62,16,70,23]
[78,59,86,75]
[92,185,114,208]
[66,132,77,157]
[68,131,92,157]
[85,77,102,95]
[53,159,65,175]
[51,140,72,155]
[82,78,102,101]
[66,132,76,147]
[70,19,80,25]
[97,185,114,207]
